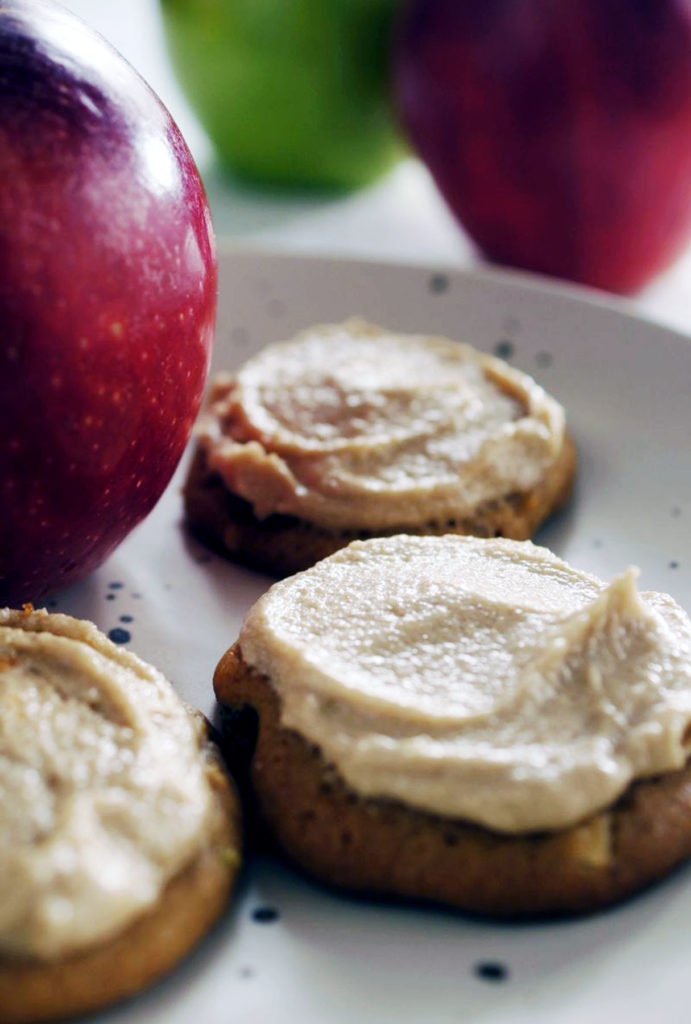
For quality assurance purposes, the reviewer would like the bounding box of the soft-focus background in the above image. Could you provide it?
[61,0,691,333]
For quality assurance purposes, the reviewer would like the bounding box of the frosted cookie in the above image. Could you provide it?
[185,319,575,574]
[0,607,241,1024]
[215,536,691,916]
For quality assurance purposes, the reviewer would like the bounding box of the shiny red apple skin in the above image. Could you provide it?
[0,0,217,605]
[395,0,691,293]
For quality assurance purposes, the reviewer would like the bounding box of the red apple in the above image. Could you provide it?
[394,1,691,293]
[0,0,216,605]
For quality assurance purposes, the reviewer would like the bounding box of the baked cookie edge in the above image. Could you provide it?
[0,739,241,1024]
[184,432,576,576]
[214,643,691,918]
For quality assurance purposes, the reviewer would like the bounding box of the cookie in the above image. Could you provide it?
[0,608,241,1024]
[185,320,575,575]
[214,536,691,916]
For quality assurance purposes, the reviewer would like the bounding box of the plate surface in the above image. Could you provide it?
[56,247,691,1024]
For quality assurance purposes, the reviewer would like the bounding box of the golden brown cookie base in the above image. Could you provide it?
[0,745,242,1024]
[215,644,691,918]
[183,434,577,576]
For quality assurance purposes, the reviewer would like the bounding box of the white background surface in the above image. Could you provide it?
[60,0,691,336]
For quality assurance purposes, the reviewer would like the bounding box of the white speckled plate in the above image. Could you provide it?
[55,247,690,1024]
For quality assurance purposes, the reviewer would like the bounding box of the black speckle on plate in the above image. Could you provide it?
[239,966,255,979]
[593,539,603,549]
[119,614,134,623]
[474,961,509,983]
[106,593,116,601]
[252,906,280,924]
[108,627,131,645]
[535,351,553,368]
[108,581,124,590]
[428,273,449,294]
[494,340,514,360]
[503,316,522,334]
[671,507,682,518]
[670,560,680,569]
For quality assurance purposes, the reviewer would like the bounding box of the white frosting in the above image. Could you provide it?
[197,320,565,529]
[0,609,215,959]
[240,536,691,833]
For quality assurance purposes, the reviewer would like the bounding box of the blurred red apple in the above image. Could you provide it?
[394,0,691,293]
[0,0,216,605]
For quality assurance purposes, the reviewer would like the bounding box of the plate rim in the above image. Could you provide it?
[215,239,691,348]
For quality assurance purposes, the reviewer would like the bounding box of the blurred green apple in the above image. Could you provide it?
[159,0,404,190]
